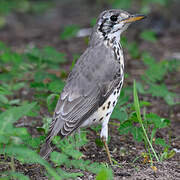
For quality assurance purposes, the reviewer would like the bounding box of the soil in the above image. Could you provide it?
[0,0,179,179]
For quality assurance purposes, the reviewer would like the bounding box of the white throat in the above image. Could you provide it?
[107,31,121,43]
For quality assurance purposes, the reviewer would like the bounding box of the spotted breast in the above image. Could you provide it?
[80,40,124,133]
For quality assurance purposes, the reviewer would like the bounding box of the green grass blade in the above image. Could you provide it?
[133,80,159,162]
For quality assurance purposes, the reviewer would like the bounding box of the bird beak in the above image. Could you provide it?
[122,14,146,23]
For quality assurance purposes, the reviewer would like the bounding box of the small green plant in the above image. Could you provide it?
[140,30,157,43]
[113,81,174,165]
[27,46,66,68]
[60,25,80,40]
[46,133,113,179]
[121,37,141,59]
[138,52,179,105]
[90,17,97,26]
[0,103,62,179]
[96,167,113,180]
[133,80,159,163]
[121,36,179,106]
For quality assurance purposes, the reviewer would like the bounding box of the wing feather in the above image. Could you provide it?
[40,42,122,158]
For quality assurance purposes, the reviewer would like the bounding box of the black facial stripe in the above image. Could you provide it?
[98,18,107,37]
[98,17,115,38]
[98,16,126,39]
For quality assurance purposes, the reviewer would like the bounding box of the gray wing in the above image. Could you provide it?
[40,43,121,158]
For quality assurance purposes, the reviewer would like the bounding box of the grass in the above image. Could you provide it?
[133,80,159,163]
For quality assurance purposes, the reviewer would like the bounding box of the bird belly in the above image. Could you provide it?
[80,86,121,128]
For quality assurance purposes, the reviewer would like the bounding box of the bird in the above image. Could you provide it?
[40,9,146,165]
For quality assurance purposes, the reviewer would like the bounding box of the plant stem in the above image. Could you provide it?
[133,80,160,162]
[109,122,120,126]
[147,144,153,166]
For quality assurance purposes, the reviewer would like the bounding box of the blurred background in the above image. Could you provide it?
[0,0,180,55]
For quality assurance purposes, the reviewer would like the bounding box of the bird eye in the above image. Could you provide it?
[110,15,118,22]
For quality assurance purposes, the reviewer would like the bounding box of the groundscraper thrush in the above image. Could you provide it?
[40,9,146,165]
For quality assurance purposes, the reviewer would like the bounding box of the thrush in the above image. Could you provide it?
[40,9,146,165]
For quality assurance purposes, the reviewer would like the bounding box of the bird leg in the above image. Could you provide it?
[102,138,113,165]
[100,122,113,165]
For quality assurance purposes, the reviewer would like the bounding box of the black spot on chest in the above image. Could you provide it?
[117,49,120,56]
[113,101,116,107]
[107,101,111,109]
[99,117,104,122]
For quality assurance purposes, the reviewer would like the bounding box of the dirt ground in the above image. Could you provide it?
[0,0,179,179]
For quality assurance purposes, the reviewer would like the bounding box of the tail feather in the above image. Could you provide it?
[39,142,53,159]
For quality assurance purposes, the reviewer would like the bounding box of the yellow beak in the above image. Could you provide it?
[122,14,146,23]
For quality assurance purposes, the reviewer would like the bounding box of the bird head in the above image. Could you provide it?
[95,9,146,42]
